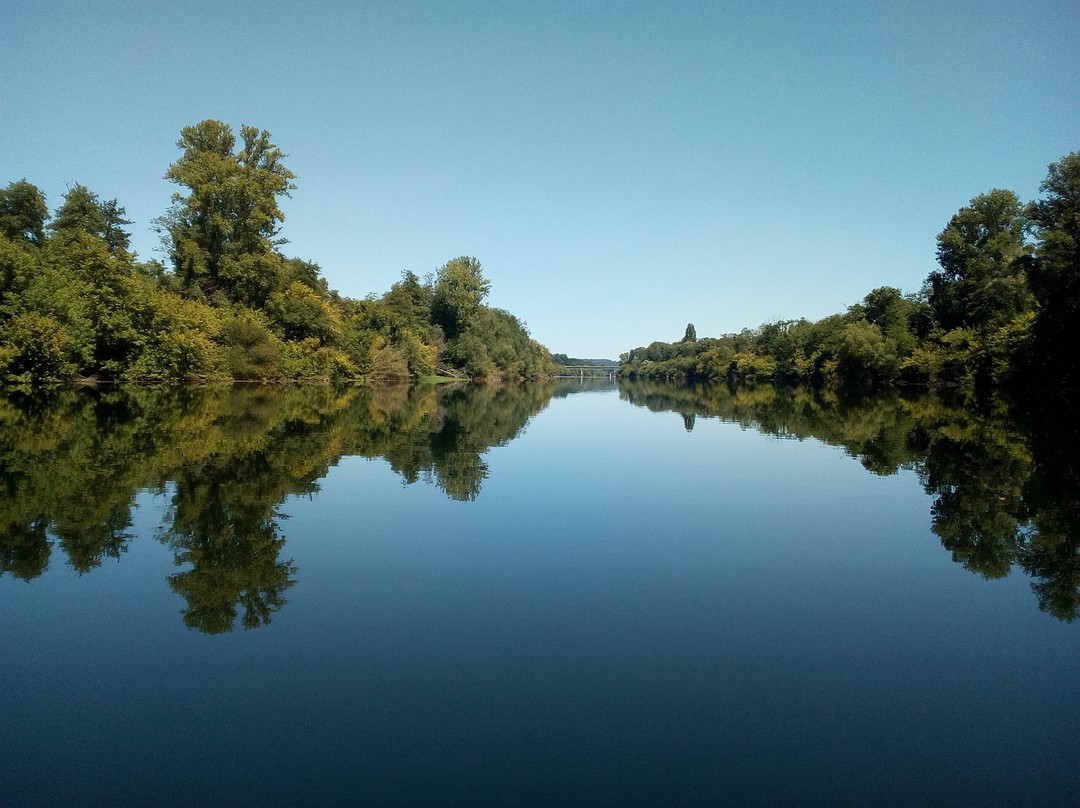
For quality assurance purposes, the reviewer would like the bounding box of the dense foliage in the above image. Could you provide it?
[620,150,1080,396]
[0,121,555,384]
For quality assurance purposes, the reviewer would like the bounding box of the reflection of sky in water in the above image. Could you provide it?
[2,387,1078,807]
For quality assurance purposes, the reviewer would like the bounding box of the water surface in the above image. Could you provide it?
[2,381,1077,806]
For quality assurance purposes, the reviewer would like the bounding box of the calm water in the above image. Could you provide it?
[1,381,1077,807]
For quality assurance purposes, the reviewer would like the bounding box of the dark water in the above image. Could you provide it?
[2,381,1077,807]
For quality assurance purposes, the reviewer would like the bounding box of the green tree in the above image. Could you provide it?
[157,120,296,306]
[0,312,75,381]
[1028,150,1080,390]
[282,257,330,295]
[836,320,897,383]
[0,231,44,310]
[267,280,340,344]
[681,322,697,343]
[928,189,1032,332]
[382,270,434,336]
[125,291,225,381]
[431,256,490,340]
[217,311,284,380]
[0,180,48,247]
[755,320,798,377]
[852,287,924,361]
[45,233,153,376]
[48,183,132,252]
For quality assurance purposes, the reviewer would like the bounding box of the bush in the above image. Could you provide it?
[0,312,75,381]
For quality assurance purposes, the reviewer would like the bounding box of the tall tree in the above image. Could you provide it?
[927,189,1032,331]
[431,256,490,340]
[383,270,434,335]
[0,180,48,247]
[48,183,132,252]
[1028,151,1080,389]
[157,120,296,306]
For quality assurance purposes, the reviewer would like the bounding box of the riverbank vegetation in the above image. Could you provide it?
[620,150,1079,398]
[0,120,555,384]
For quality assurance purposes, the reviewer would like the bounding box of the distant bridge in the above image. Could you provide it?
[560,365,620,379]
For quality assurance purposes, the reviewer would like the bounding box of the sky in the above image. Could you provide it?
[2,1,1078,359]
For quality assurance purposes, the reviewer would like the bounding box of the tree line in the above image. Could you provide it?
[0,120,556,384]
[620,150,1080,397]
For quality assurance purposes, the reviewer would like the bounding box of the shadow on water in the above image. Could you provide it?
[2,378,1077,628]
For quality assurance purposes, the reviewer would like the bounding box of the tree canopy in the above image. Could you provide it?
[0,180,48,247]
[49,183,132,252]
[1027,151,1080,391]
[157,120,298,307]
[928,188,1032,332]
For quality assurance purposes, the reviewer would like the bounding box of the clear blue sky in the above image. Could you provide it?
[3,1,1078,359]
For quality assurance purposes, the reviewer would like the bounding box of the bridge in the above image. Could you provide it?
[560,365,620,379]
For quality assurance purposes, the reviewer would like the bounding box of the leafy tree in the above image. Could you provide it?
[0,312,75,381]
[728,352,777,382]
[836,320,899,383]
[755,320,798,377]
[267,280,340,344]
[0,231,44,310]
[858,286,924,337]
[847,287,926,371]
[0,180,48,247]
[48,183,132,252]
[280,337,354,380]
[157,120,296,306]
[928,189,1032,331]
[1,128,553,384]
[396,328,438,377]
[45,233,153,377]
[426,256,550,379]
[1028,151,1080,390]
[282,257,330,295]
[217,311,284,380]
[681,322,697,343]
[383,270,434,337]
[126,291,225,381]
[431,256,490,340]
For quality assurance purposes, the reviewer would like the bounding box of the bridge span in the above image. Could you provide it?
[560,365,620,379]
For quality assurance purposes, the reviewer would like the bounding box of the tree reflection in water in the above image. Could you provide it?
[0,381,556,631]
[1,379,1077,627]
[620,380,1080,621]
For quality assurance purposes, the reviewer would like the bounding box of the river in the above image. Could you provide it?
[2,380,1077,806]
